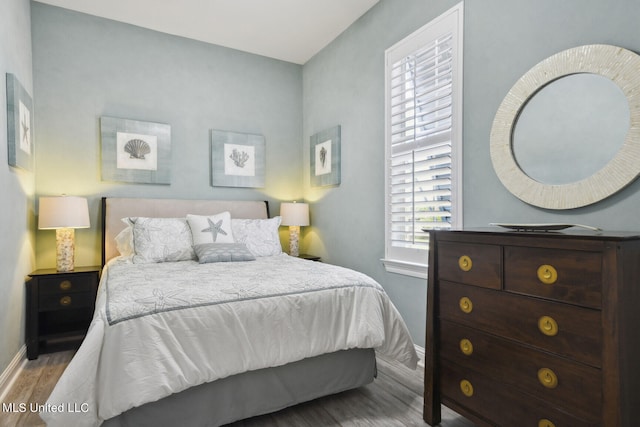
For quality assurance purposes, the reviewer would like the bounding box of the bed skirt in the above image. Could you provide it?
[102,348,376,427]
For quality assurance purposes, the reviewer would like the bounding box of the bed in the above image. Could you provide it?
[41,197,419,427]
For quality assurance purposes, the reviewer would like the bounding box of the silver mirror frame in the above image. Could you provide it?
[490,44,640,210]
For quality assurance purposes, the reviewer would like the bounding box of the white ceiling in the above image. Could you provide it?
[35,0,379,64]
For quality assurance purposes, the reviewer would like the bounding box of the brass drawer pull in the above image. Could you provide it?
[538,316,559,336]
[59,296,72,306]
[537,368,558,389]
[537,264,558,285]
[459,297,473,314]
[59,280,72,291]
[459,338,473,356]
[460,379,474,397]
[538,419,556,427]
[458,255,473,272]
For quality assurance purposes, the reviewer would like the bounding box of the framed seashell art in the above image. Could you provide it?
[310,125,341,187]
[6,73,34,171]
[210,129,265,188]
[100,116,171,184]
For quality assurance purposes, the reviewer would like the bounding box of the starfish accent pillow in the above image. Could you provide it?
[186,212,235,245]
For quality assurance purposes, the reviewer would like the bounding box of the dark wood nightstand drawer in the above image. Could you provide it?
[440,320,601,420]
[39,291,96,311]
[439,281,602,367]
[38,274,97,295]
[440,362,599,427]
[437,242,501,289]
[504,246,602,308]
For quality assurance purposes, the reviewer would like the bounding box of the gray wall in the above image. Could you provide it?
[31,3,303,268]
[0,0,35,377]
[463,0,640,227]
[303,0,640,346]
[2,0,639,376]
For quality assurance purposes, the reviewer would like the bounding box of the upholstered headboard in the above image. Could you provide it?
[101,197,270,265]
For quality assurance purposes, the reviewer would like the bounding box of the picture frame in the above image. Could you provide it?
[100,116,171,184]
[6,73,34,171]
[310,125,341,187]
[210,129,265,188]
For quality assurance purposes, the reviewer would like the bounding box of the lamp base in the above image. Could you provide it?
[288,226,300,257]
[56,228,75,272]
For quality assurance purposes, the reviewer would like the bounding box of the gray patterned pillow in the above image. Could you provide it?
[194,243,256,263]
[130,217,195,263]
[231,217,282,257]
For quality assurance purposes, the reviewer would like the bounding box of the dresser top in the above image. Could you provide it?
[29,265,102,277]
[433,228,640,241]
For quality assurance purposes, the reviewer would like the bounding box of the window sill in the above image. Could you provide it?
[381,258,427,279]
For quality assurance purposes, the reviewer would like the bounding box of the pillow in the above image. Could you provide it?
[114,221,134,257]
[194,243,256,263]
[186,212,235,245]
[129,217,195,263]
[231,217,282,257]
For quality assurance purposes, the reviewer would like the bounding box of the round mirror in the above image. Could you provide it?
[490,45,640,209]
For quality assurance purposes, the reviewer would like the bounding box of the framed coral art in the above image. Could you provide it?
[100,116,171,184]
[210,129,265,188]
[310,125,340,187]
[6,73,34,171]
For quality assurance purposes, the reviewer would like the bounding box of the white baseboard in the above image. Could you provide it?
[0,345,27,402]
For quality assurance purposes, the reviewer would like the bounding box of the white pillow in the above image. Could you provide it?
[129,217,195,263]
[231,217,282,257]
[186,212,235,245]
[114,221,134,257]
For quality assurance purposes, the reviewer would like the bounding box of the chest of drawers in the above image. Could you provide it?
[424,229,640,427]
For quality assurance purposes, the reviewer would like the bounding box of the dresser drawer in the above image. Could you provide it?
[437,242,501,289]
[504,246,602,308]
[38,274,97,295]
[439,281,602,367]
[39,292,96,311]
[440,320,601,420]
[440,362,600,427]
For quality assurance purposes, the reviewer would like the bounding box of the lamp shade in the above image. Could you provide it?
[280,202,309,226]
[38,196,90,229]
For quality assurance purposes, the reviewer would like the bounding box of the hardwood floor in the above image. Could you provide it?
[1,351,74,427]
[1,352,474,427]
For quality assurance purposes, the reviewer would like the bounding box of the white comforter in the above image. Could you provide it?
[41,254,418,427]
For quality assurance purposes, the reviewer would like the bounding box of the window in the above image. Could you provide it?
[383,3,463,278]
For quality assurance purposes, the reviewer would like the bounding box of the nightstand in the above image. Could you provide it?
[26,266,101,359]
[298,254,321,262]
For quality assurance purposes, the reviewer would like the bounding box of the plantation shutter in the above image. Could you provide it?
[388,33,454,252]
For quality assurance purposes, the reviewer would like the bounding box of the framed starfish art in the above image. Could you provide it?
[6,73,34,171]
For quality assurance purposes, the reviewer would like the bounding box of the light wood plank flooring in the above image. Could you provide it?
[1,351,474,427]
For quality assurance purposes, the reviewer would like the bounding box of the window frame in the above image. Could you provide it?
[382,2,464,279]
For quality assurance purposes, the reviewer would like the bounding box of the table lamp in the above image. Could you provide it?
[280,202,309,257]
[38,196,90,272]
